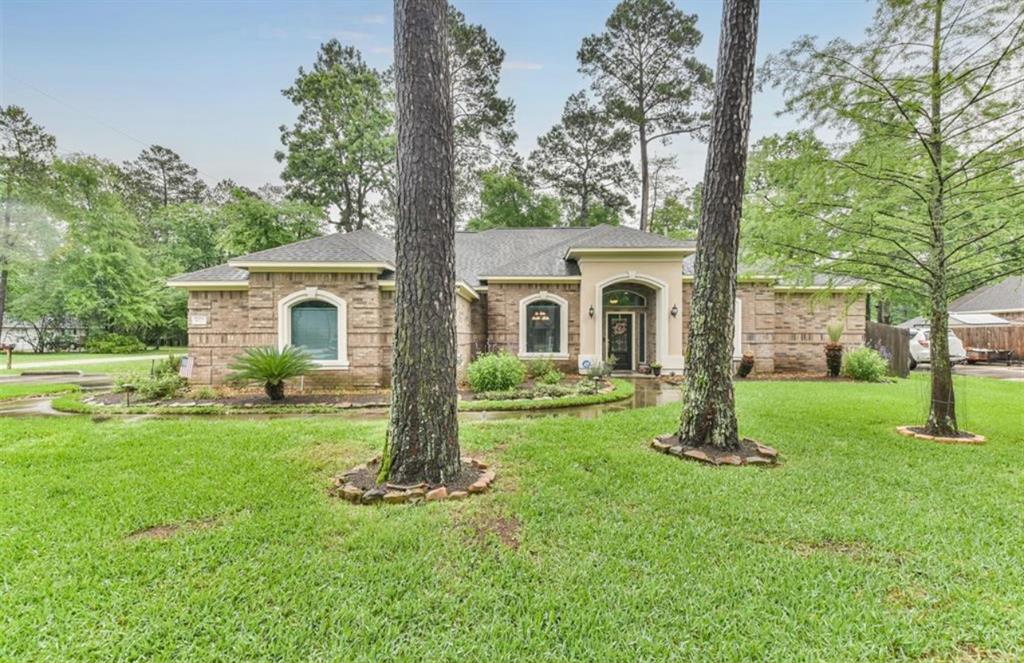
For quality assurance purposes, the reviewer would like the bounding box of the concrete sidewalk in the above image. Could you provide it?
[6,354,162,371]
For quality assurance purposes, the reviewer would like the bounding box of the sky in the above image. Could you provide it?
[0,0,876,191]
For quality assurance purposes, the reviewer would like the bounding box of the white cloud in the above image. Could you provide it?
[504,60,544,71]
[359,14,388,25]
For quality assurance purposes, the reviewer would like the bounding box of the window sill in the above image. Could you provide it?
[311,361,350,370]
[518,352,570,361]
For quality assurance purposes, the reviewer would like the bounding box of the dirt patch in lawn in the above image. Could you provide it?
[651,435,779,466]
[789,538,874,559]
[461,512,522,551]
[126,517,221,541]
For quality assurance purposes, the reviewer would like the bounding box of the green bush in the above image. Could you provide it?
[467,351,526,393]
[228,345,316,401]
[842,346,889,382]
[538,368,564,385]
[154,354,182,377]
[114,372,186,401]
[587,361,613,379]
[534,383,573,398]
[85,333,145,354]
[525,358,557,379]
[575,377,601,395]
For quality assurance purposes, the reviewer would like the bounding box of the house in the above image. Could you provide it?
[167,225,867,386]
[950,276,1024,322]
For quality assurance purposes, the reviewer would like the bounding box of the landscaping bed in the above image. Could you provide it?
[51,378,634,415]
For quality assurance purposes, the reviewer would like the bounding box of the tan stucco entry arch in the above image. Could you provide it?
[577,259,686,373]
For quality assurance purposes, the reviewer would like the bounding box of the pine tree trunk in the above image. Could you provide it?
[924,0,958,436]
[638,125,650,232]
[677,0,759,450]
[385,0,461,485]
[0,190,12,336]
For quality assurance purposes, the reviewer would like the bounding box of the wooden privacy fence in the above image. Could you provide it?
[865,321,911,378]
[951,325,1024,361]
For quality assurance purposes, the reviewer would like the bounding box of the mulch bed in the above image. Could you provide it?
[330,457,495,505]
[92,391,389,408]
[896,426,986,445]
[651,434,779,466]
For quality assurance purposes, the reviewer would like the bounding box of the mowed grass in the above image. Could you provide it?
[1,377,1021,661]
[0,348,187,376]
[0,382,79,400]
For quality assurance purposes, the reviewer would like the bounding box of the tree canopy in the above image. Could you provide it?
[579,0,712,231]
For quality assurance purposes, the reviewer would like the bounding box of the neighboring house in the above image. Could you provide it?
[0,319,87,353]
[950,276,1024,322]
[898,313,1014,329]
[167,225,867,386]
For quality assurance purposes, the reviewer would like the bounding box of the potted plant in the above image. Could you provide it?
[736,353,755,378]
[649,361,662,377]
[825,322,844,378]
[227,345,315,401]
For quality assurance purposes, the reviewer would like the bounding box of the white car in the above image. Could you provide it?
[908,327,967,369]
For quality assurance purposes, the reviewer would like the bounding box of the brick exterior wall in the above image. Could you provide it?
[484,282,581,372]
[680,281,865,373]
[185,273,866,384]
[188,271,390,387]
[772,292,867,372]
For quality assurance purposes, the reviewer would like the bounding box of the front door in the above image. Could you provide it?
[606,313,633,371]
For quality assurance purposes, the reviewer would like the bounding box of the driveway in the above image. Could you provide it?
[914,363,1024,381]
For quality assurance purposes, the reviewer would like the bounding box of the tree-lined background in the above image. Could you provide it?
[1,0,1020,356]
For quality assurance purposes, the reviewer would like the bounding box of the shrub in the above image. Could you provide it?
[114,372,186,401]
[525,358,556,379]
[587,361,613,379]
[575,377,601,395]
[467,351,526,393]
[825,321,845,377]
[826,321,845,344]
[85,333,145,354]
[842,346,889,382]
[228,345,316,401]
[534,383,573,398]
[154,353,182,377]
[538,368,564,385]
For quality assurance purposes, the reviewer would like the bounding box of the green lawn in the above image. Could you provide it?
[0,382,80,401]
[1,377,1022,660]
[0,348,186,377]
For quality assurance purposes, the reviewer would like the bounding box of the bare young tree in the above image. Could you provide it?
[761,0,1024,436]
[383,0,461,484]
[677,0,760,450]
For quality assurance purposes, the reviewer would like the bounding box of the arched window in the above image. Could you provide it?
[290,301,338,360]
[519,292,569,358]
[278,289,349,368]
[603,288,647,307]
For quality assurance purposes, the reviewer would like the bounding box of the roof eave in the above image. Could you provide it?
[565,247,695,260]
[227,261,395,273]
[166,280,249,290]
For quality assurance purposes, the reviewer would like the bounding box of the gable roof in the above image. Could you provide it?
[170,225,697,288]
[228,228,396,267]
[950,276,1024,313]
[166,263,250,285]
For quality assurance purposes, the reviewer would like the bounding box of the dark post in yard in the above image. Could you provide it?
[677,0,759,450]
[384,0,462,484]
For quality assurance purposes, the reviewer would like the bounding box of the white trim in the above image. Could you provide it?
[480,276,582,284]
[566,247,693,259]
[167,280,249,290]
[733,297,743,360]
[277,287,349,369]
[518,291,570,359]
[594,272,670,370]
[229,261,393,273]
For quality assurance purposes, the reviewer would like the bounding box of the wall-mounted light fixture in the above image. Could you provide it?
[671,304,679,318]
[588,305,595,318]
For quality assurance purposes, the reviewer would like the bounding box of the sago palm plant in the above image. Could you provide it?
[824,321,845,378]
[227,345,315,401]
